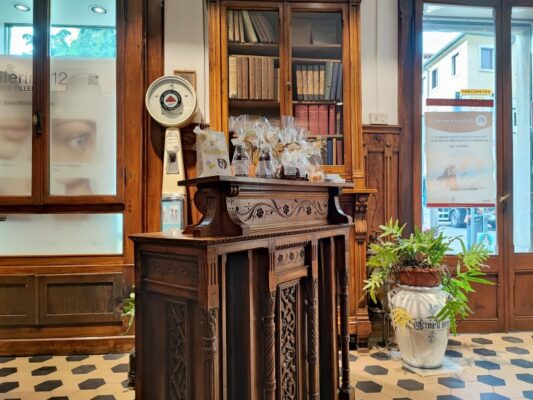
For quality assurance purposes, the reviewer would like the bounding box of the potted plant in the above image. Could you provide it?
[121,288,136,389]
[364,220,493,368]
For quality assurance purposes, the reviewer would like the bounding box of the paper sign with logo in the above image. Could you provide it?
[425,111,496,207]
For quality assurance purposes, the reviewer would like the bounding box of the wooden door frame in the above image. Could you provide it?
[399,0,508,332]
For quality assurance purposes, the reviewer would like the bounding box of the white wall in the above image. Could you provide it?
[360,0,399,125]
[164,0,399,125]
[164,0,209,123]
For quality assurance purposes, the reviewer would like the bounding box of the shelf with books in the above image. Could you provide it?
[228,43,279,57]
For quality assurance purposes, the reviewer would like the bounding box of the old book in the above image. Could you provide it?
[228,56,238,99]
[256,12,271,43]
[328,105,335,135]
[302,65,308,101]
[336,63,343,100]
[239,11,245,43]
[306,65,313,101]
[336,139,343,164]
[242,10,258,43]
[255,56,262,99]
[236,56,243,99]
[249,57,256,99]
[228,10,234,42]
[332,138,337,164]
[308,105,319,136]
[242,56,249,99]
[326,139,333,164]
[294,104,309,131]
[267,58,274,99]
[295,65,303,101]
[318,105,328,135]
[274,67,279,101]
[312,65,319,101]
[330,63,339,102]
[250,11,267,43]
[319,64,325,100]
[234,10,240,42]
[260,13,276,43]
[324,61,333,100]
[261,57,269,100]
[336,107,342,136]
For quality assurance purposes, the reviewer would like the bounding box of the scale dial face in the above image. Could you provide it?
[145,76,197,127]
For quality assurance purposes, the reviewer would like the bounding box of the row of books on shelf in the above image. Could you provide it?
[229,56,279,101]
[322,139,344,165]
[295,62,342,101]
[295,104,342,137]
[228,10,277,44]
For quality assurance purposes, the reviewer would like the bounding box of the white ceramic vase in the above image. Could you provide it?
[389,284,450,368]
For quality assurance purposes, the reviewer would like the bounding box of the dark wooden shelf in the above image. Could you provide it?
[292,44,341,59]
[293,100,343,105]
[308,135,344,139]
[229,99,280,109]
[228,42,279,57]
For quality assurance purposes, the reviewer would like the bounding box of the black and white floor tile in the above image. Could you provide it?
[0,333,532,399]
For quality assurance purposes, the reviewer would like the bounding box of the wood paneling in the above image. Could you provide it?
[38,274,122,325]
[363,125,401,235]
[0,276,37,326]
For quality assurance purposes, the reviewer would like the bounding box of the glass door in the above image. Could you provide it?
[420,3,503,332]
[509,6,533,330]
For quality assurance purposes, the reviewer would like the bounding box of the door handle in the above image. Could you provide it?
[498,193,510,204]
[32,112,43,136]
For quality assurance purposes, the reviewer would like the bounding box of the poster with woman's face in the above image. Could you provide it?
[0,57,33,196]
[0,56,116,197]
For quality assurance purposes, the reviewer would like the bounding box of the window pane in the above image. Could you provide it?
[49,0,117,196]
[422,4,497,255]
[512,8,533,253]
[0,1,33,196]
[0,213,123,256]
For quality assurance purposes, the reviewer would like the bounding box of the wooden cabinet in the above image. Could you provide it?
[132,177,356,399]
[208,0,371,347]
[209,0,364,182]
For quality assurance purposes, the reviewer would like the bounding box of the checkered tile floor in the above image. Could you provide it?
[353,332,533,399]
[0,353,133,400]
[0,333,532,399]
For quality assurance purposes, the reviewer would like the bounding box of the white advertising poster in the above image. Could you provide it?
[425,111,496,207]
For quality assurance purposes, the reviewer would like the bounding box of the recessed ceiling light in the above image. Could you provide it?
[13,3,31,12]
[90,5,107,14]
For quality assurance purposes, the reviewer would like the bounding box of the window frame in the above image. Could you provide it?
[479,45,495,71]
[0,0,125,209]
[451,52,459,76]
[431,67,439,88]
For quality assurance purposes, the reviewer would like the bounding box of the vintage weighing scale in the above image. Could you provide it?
[145,76,197,232]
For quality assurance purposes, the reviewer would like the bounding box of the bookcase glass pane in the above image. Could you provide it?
[0,0,33,196]
[291,12,343,166]
[49,0,117,196]
[227,9,280,122]
[0,213,123,256]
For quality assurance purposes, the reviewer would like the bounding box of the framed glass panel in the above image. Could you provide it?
[0,0,33,196]
[291,11,343,166]
[49,0,117,196]
[421,4,498,255]
[512,7,533,253]
[227,8,280,121]
[0,213,123,256]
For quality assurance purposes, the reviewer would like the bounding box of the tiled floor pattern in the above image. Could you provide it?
[0,353,133,400]
[0,333,531,399]
[352,332,533,400]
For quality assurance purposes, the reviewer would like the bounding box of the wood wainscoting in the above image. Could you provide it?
[363,124,401,236]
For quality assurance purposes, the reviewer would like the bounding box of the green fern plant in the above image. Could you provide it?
[364,219,493,335]
[121,288,135,334]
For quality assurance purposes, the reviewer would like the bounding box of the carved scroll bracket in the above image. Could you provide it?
[354,193,370,245]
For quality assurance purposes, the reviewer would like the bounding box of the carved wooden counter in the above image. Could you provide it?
[132,177,356,400]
